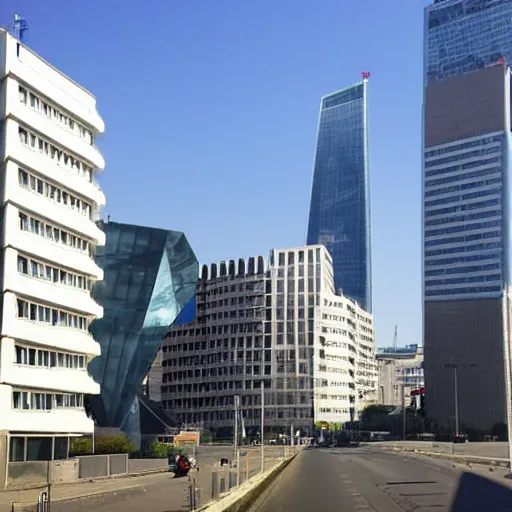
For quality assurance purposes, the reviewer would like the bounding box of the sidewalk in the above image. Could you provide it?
[1,472,175,512]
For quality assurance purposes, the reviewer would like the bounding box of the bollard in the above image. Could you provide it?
[246,450,250,481]
[211,471,219,500]
[229,470,237,489]
[219,472,226,494]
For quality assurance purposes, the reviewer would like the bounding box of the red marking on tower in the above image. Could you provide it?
[361,71,371,80]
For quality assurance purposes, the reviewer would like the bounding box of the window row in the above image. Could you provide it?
[18,254,90,292]
[424,251,501,268]
[424,230,500,248]
[424,135,502,159]
[425,164,500,188]
[18,127,93,182]
[424,177,501,198]
[17,298,89,331]
[19,211,90,255]
[424,188,500,208]
[424,208,500,227]
[425,219,500,238]
[15,344,86,369]
[18,168,92,218]
[425,241,501,257]
[12,390,84,410]
[424,146,501,168]
[424,262,500,278]
[425,273,501,287]
[19,85,93,144]
[425,285,502,297]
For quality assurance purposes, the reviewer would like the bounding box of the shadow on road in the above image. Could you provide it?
[451,472,512,511]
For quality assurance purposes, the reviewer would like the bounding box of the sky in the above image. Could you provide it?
[0,0,431,348]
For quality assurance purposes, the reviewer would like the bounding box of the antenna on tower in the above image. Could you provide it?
[14,14,28,43]
[393,325,398,349]
[361,71,371,81]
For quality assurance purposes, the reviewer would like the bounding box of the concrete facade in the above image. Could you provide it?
[377,345,424,407]
[0,29,105,457]
[158,245,377,436]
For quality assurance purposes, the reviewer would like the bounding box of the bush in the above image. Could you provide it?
[200,428,214,444]
[147,441,170,458]
[70,434,135,456]
[167,445,187,457]
[70,437,92,455]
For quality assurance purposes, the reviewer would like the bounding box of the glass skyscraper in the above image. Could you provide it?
[423,0,512,430]
[306,76,372,313]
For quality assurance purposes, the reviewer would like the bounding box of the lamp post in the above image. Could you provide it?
[443,363,476,437]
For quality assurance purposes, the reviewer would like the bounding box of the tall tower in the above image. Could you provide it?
[0,28,106,456]
[422,0,512,430]
[306,74,372,313]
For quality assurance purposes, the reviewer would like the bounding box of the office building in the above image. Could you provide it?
[158,245,377,437]
[376,345,424,407]
[0,29,106,461]
[423,0,512,430]
[88,221,198,444]
[307,75,372,313]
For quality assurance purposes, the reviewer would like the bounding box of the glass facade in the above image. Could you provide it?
[425,0,512,81]
[88,221,198,432]
[307,81,372,312]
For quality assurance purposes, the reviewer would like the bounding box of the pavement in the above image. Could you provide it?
[246,446,512,512]
[2,445,291,512]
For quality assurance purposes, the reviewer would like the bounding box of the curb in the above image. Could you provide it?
[198,451,301,512]
[372,445,510,469]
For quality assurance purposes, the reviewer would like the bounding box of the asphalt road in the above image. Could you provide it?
[248,447,512,512]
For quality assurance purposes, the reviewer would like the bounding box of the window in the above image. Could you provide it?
[18,210,90,255]
[17,126,93,179]
[16,299,89,331]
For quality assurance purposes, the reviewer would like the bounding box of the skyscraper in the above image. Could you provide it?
[307,75,372,313]
[423,0,512,430]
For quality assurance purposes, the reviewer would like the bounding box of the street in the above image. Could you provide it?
[248,447,512,512]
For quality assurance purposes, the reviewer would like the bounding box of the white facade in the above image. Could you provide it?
[0,30,105,445]
[376,346,424,407]
[309,246,377,426]
[159,245,377,435]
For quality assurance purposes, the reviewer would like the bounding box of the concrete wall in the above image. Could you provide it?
[5,454,127,490]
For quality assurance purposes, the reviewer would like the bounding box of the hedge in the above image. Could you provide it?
[70,434,135,456]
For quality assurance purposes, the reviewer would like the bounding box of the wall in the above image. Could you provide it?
[5,454,126,490]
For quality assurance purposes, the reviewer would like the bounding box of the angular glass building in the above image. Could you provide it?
[88,221,198,437]
[423,0,512,430]
[306,76,372,313]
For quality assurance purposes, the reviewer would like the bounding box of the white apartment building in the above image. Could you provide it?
[159,245,377,435]
[0,30,105,461]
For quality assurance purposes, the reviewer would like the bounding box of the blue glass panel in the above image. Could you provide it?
[425,0,512,80]
[88,221,198,430]
[307,82,372,312]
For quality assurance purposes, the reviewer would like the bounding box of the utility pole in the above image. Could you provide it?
[233,395,238,466]
[443,363,476,438]
[260,381,264,471]
[454,366,459,436]
[401,383,406,441]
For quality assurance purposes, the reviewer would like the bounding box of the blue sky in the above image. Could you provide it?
[0,0,431,347]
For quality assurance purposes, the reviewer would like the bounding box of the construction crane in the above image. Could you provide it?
[393,325,398,349]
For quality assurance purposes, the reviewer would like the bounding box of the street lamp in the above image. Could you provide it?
[443,363,476,436]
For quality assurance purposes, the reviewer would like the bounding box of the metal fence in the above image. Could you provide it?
[182,444,303,511]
